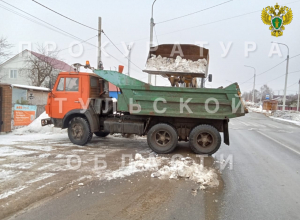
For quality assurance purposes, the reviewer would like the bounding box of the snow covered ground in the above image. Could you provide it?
[245,101,300,126]
[0,112,220,218]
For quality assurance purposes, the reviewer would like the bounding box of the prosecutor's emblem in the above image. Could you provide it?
[261,3,293,37]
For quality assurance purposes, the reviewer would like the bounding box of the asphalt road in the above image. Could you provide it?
[6,112,300,220]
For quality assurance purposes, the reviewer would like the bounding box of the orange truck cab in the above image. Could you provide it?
[42,71,114,145]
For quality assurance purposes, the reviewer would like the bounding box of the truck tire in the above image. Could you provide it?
[147,123,178,154]
[68,117,92,146]
[189,125,221,155]
[94,131,110,137]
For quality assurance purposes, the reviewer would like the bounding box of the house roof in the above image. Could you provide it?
[0,49,73,72]
[30,51,73,72]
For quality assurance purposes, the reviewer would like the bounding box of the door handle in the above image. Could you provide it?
[74,101,80,103]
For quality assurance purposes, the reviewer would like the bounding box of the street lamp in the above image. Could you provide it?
[271,41,289,111]
[244,65,256,103]
[148,0,158,85]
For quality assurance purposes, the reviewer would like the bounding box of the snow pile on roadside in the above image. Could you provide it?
[272,111,300,122]
[145,55,207,73]
[13,112,65,135]
[244,101,263,113]
[103,153,219,189]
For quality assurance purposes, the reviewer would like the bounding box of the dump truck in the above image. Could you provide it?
[42,64,247,155]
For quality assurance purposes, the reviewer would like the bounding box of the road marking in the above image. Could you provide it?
[267,124,279,129]
[257,131,300,156]
[248,122,266,128]
[240,121,250,126]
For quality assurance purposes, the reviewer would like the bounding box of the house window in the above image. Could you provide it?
[10,70,18,78]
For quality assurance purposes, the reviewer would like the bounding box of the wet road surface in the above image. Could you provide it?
[4,112,300,220]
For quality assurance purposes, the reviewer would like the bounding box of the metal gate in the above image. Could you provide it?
[0,87,2,132]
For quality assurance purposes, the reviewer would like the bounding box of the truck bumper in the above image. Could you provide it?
[41,118,53,126]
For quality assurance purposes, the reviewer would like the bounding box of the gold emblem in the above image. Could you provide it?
[261,3,293,37]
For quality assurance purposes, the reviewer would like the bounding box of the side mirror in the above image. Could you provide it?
[208,74,212,82]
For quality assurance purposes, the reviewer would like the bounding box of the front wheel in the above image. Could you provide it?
[189,125,221,155]
[68,117,92,146]
[147,123,178,154]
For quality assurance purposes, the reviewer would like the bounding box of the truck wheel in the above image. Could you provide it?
[68,117,92,146]
[147,123,178,154]
[94,131,110,137]
[189,125,221,155]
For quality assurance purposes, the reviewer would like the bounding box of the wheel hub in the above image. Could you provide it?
[155,130,171,147]
[72,123,84,140]
[197,132,213,148]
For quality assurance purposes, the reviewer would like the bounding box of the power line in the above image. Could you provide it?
[290,53,300,59]
[102,30,143,71]
[152,0,300,39]
[156,0,233,24]
[154,26,159,45]
[240,76,254,85]
[0,4,78,41]
[256,59,286,76]
[0,1,96,48]
[31,0,98,31]
[0,1,143,73]
[257,70,300,86]
[58,35,98,52]
[287,82,299,88]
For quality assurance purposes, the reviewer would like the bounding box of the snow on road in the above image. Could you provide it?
[245,101,300,126]
[0,111,220,218]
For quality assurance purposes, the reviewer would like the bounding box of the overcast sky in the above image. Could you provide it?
[1,0,299,94]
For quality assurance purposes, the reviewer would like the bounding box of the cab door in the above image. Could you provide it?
[51,76,82,119]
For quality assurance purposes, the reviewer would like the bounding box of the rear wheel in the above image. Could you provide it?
[68,117,92,146]
[94,131,110,137]
[147,123,178,154]
[189,125,221,155]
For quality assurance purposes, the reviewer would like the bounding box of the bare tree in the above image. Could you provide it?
[0,37,12,81]
[260,84,274,101]
[242,89,261,103]
[20,44,63,87]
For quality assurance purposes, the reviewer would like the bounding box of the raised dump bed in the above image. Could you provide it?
[94,70,247,120]
[143,44,209,87]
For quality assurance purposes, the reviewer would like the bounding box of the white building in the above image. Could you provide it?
[0,49,73,86]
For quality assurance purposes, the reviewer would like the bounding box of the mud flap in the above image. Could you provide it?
[223,119,230,145]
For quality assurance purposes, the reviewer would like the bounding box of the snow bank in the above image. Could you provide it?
[151,157,219,189]
[13,112,65,135]
[103,153,219,189]
[145,55,207,73]
[272,110,300,122]
[244,102,263,113]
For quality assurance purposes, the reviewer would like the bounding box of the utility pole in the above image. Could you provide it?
[127,45,131,76]
[244,65,256,103]
[272,42,289,111]
[97,17,102,69]
[149,0,157,85]
[253,73,256,103]
[260,87,262,103]
[297,79,300,112]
